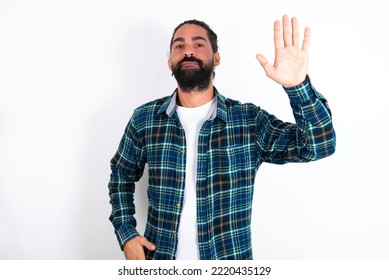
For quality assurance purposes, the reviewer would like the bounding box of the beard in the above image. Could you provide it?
[171,56,214,92]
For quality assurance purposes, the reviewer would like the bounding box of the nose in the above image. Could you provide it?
[184,48,194,57]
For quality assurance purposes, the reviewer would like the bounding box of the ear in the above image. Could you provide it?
[213,52,220,67]
[168,58,172,71]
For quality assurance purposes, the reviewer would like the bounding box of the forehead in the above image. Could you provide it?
[173,24,209,41]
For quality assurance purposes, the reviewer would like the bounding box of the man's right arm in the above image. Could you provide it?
[108,113,154,259]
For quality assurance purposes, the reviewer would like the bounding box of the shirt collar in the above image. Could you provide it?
[158,87,227,123]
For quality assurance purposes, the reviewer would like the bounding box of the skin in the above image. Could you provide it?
[123,15,310,260]
[168,23,220,107]
[256,15,310,88]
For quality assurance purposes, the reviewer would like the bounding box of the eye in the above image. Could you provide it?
[175,44,184,49]
[195,43,204,48]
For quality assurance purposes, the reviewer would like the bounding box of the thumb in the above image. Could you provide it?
[139,237,156,251]
[255,54,273,78]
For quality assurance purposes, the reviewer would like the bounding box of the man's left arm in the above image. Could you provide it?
[285,75,336,160]
[255,75,335,164]
[255,15,335,163]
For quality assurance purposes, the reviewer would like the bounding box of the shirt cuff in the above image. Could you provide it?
[115,223,140,250]
[283,75,315,105]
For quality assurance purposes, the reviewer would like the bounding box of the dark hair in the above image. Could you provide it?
[169,19,218,54]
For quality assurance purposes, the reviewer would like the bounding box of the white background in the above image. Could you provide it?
[0,0,388,260]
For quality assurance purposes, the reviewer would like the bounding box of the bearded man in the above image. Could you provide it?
[108,16,336,260]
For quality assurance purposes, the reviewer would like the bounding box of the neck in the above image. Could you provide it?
[177,84,214,108]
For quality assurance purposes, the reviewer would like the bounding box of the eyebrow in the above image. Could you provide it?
[172,36,208,44]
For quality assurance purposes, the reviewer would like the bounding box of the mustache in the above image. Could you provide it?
[176,56,204,68]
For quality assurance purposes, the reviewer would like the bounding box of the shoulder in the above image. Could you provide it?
[123,95,172,135]
[134,95,170,114]
[131,95,170,121]
[218,92,262,119]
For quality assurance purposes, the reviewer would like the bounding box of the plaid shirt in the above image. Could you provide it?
[109,76,336,260]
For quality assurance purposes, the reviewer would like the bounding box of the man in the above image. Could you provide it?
[108,15,336,260]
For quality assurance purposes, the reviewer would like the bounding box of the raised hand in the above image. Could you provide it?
[256,15,310,88]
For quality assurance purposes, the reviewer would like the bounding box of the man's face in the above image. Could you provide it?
[169,24,220,92]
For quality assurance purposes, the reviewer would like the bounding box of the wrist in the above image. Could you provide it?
[284,75,315,104]
[282,76,308,89]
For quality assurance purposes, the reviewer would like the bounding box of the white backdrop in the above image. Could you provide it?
[1,0,388,260]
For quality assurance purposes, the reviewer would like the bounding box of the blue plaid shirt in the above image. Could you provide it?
[109,76,336,260]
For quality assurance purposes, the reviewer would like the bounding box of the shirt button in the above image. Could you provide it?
[172,230,176,234]
[180,149,185,154]
[170,256,174,260]
[176,203,181,207]
[180,176,185,181]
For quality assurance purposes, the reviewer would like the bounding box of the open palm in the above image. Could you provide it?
[256,15,310,88]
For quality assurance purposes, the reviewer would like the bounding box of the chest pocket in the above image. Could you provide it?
[208,144,250,190]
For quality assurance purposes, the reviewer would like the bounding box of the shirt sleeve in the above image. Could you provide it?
[108,111,147,249]
[256,75,336,164]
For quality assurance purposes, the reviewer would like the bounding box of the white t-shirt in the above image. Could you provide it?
[175,97,216,260]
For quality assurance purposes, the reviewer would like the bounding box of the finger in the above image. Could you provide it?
[273,20,283,49]
[256,54,274,78]
[302,27,311,51]
[282,15,292,47]
[123,240,146,260]
[139,236,156,251]
[291,17,300,47]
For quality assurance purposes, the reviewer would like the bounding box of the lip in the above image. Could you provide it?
[180,61,200,69]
